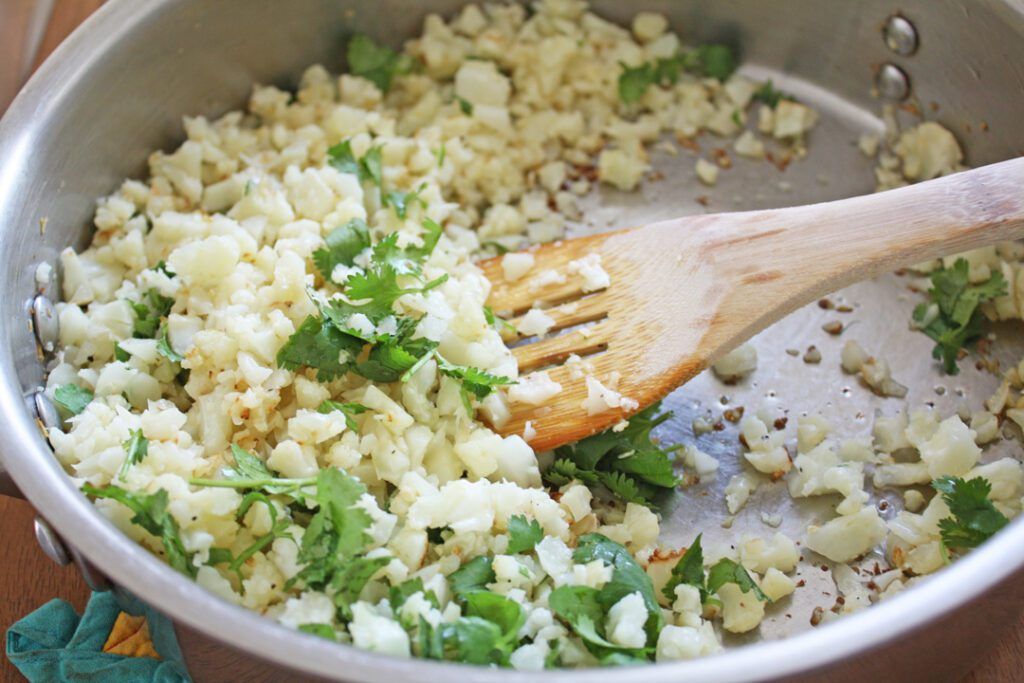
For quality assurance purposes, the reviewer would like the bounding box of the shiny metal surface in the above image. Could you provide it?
[876,63,912,101]
[30,293,58,353]
[33,515,70,566]
[884,14,920,56]
[1,1,1024,681]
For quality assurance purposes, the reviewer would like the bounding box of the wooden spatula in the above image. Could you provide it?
[480,157,1024,451]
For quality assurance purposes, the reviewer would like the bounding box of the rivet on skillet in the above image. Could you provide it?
[31,294,60,354]
[34,389,61,436]
[883,14,919,56]
[34,516,71,566]
[876,63,911,101]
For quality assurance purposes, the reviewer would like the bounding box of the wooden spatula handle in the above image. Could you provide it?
[645,157,1024,365]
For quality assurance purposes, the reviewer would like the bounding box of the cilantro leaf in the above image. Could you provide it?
[618,45,735,104]
[543,403,678,508]
[686,44,737,80]
[933,476,1009,550]
[156,325,183,363]
[81,484,195,577]
[355,335,438,383]
[752,80,794,108]
[441,617,505,665]
[618,62,656,105]
[327,140,361,177]
[912,258,1006,374]
[506,514,543,554]
[291,468,373,590]
[130,289,174,338]
[228,443,275,480]
[389,577,439,613]
[706,558,769,602]
[436,355,515,413]
[276,315,363,382]
[330,555,391,620]
[448,556,496,601]
[383,184,427,220]
[317,400,368,432]
[117,429,149,480]
[463,591,525,648]
[114,343,131,362]
[313,219,371,282]
[573,534,662,641]
[346,34,416,93]
[548,585,621,650]
[456,97,474,115]
[359,146,383,187]
[417,616,445,660]
[53,384,93,416]
[483,305,517,335]
[298,624,336,640]
[662,534,705,601]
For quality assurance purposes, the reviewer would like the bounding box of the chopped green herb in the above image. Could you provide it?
[661,533,705,601]
[153,260,175,277]
[383,183,427,220]
[617,45,736,104]
[298,624,336,640]
[117,429,149,480]
[661,534,769,605]
[313,218,371,282]
[331,555,392,620]
[130,289,174,338]
[346,34,416,93]
[752,80,794,108]
[463,591,525,649]
[317,400,368,432]
[506,514,543,554]
[456,97,474,115]
[449,556,496,601]
[706,558,769,602]
[359,146,383,187]
[53,384,94,416]
[326,140,361,177]
[389,577,439,613]
[189,444,316,497]
[543,403,680,507]
[81,484,195,577]
[436,142,446,168]
[572,534,662,642]
[156,325,183,363]
[436,354,515,414]
[686,44,736,80]
[483,305,517,334]
[933,476,1009,550]
[113,343,131,362]
[289,468,375,593]
[548,585,626,652]
[276,315,364,382]
[912,258,1006,374]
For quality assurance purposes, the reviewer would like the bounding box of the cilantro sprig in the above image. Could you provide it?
[912,258,1006,374]
[189,444,317,497]
[933,476,1009,551]
[506,514,543,554]
[81,484,195,577]
[543,403,680,507]
[751,80,795,108]
[117,429,149,481]
[327,142,383,187]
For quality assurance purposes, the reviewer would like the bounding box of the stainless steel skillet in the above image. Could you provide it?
[2,1,1024,680]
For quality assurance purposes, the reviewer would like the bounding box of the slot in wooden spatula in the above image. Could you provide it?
[480,157,1024,451]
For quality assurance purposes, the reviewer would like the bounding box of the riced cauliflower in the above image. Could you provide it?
[44,0,1020,671]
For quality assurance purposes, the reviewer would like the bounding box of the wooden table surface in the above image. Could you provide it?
[1,2,1022,681]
